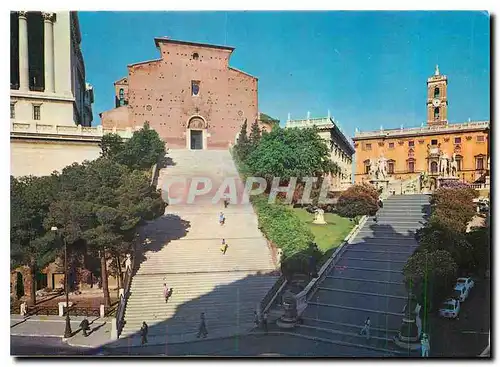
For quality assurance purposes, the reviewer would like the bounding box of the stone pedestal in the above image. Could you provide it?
[276,291,299,329]
[58,301,73,317]
[110,318,118,340]
[394,296,422,351]
[369,179,389,192]
[100,304,105,318]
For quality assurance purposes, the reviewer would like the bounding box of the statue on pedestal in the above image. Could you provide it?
[449,153,458,177]
[276,290,299,329]
[377,155,388,179]
[439,151,450,177]
[313,208,327,224]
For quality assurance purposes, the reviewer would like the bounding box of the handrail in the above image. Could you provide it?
[115,247,136,337]
[260,274,287,314]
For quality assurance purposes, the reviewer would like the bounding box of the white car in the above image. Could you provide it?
[455,277,475,292]
[439,298,460,319]
[452,283,470,302]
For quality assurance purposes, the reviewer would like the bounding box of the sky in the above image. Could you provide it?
[79,11,490,138]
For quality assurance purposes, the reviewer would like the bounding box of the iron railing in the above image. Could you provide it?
[115,250,135,337]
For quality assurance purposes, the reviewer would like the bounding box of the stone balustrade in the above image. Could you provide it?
[286,117,334,129]
[11,122,142,140]
[354,120,490,139]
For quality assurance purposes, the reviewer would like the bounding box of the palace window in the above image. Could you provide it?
[364,143,372,151]
[408,160,415,173]
[434,87,440,98]
[430,161,438,173]
[431,139,438,146]
[10,103,15,119]
[364,160,370,174]
[476,157,485,170]
[434,107,440,120]
[454,137,461,144]
[388,160,395,174]
[33,105,41,120]
[455,155,463,171]
[191,80,200,96]
[388,142,395,149]
[408,140,415,147]
[476,135,485,142]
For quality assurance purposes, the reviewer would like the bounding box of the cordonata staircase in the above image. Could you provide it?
[120,149,278,344]
[288,194,430,356]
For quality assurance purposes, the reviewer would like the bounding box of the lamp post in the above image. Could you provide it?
[51,226,72,338]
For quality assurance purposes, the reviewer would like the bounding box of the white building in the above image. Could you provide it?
[286,113,355,191]
[10,11,93,127]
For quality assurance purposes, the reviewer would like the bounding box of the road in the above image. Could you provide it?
[11,333,392,357]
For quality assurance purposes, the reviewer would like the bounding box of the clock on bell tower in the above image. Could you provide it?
[426,65,448,126]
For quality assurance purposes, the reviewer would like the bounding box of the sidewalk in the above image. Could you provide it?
[10,315,106,338]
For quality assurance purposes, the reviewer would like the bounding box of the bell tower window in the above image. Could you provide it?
[434,87,440,98]
[434,107,440,120]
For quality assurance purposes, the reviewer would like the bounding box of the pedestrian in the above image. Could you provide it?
[220,239,228,255]
[359,317,371,340]
[219,212,225,226]
[253,311,260,328]
[163,283,170,303]
[421,333,430,357]
[80,317,90,337]
[140,321,148,345]
[197,312,208,338]
[262,312,268,333]
[223,198,229,208]
[124,254,132,273]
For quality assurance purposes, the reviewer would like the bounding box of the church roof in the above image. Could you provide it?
[154,37,235,51]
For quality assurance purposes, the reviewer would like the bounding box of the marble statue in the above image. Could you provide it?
[439,151,450,177]
[377,155,388,179]
[449,153,458,177]
[313,208,327,224]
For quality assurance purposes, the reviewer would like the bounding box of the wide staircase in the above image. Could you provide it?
[120,149,278,342]
[292,194,430,356]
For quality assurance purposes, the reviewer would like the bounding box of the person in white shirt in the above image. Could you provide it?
[359,317,371,340]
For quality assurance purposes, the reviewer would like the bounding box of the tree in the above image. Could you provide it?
[465,225,490,277]
[100,133,125,160]
[235,119,251,161]
[336,183,379,219]
[11,175,62,305]
[249,119,262,151]
[45,158,166,306]
[245,126,340,185]
[430,187,478,234]
[115,122,166,170]
[403,249,457,311]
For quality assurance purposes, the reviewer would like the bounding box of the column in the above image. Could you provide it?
[18,11,29,91]
[43,12,55,93]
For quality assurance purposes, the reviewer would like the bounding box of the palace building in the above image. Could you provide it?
[286,112,355,191]
[352,66,490,188]
[100,37,262,150]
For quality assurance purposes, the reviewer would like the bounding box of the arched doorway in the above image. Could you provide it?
[186,116,207,150]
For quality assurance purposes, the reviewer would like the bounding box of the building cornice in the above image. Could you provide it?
[229,67,258,80]
[10,90,75,102]
[154,37,235,52]
[353,121,490,141]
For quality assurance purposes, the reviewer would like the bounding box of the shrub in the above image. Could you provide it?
[336,183,379,218]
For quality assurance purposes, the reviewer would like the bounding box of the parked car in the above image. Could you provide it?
[455,277,475,292]
[439,298,460,319]
[452,283,470,302]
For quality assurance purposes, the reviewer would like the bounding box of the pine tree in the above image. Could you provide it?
[236,119,251,160]
[249,119,262,151]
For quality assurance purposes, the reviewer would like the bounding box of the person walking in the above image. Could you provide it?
[197,312,208,338]
[223,198,229,208]
[163,283,170,303]
[220,239,228,255]
[219,212,225,226]
[253,311,260,328]
[262,312,268,333]
[359,317,371,340]
[421,333,430,357]
[79,317,90,337]
[140,321,148,345]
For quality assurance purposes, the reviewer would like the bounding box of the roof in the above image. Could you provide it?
[154,37,235,52]
[259,113,279,123]
[127,59,162,68]
[229,66,257,79]
[114,77,128,85]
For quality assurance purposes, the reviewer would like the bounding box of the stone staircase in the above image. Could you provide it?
[121,149,278,340]
[291,194,430,356]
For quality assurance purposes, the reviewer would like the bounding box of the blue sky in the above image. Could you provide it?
[79,11,490,137]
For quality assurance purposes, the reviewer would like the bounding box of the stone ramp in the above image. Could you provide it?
[122,149,277,340]
[293,194,430,356]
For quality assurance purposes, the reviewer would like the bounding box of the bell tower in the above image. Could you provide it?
[426,65,448,126]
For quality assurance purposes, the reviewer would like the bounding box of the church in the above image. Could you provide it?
[100,37,261,150]
[352,66,490,188]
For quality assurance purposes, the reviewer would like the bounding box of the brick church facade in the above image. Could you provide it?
[100,37,259,149]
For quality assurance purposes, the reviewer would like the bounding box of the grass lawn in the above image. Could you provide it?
[292,207,355,262]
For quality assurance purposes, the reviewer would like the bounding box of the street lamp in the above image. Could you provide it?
[51,226,72,338]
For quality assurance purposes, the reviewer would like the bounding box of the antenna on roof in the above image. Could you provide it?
[327,110,331,119]
[287,113,291,122]
[307,111,311,120]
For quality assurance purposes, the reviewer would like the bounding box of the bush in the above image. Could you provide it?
[252,195,314,260]
[336,183,379,218]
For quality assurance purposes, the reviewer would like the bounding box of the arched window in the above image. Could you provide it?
[364,159,370,174]
[434,87,440,98]
[119,88,124,106]
[430,161,438,173]
[434,107,440,120]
